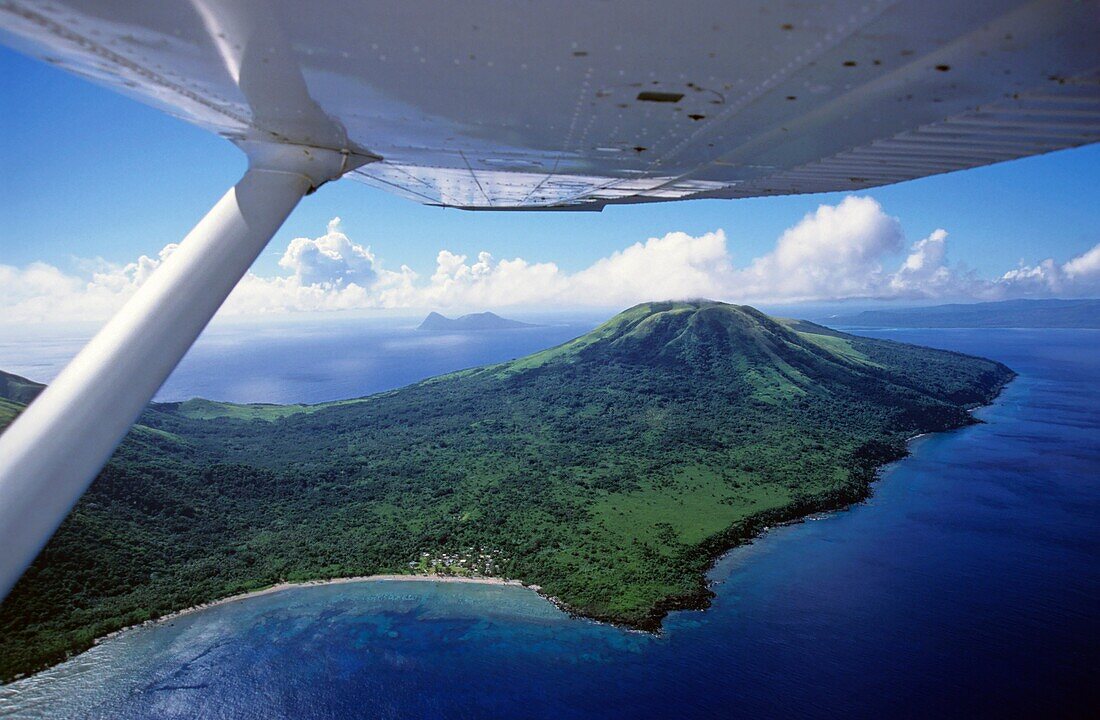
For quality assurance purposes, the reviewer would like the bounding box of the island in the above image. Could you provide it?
[828,298,1100,329]
[416,310,538,332]
[0,301,1014,682]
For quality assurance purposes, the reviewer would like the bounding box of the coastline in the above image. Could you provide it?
[600,370,1019,633]
[97,574,538,645]
[79,374,1018,662]
[7,372,1018,683]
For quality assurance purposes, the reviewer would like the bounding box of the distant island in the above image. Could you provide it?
[0,301,1014,682]
[829,298,1100,329]
[417,310,538,332]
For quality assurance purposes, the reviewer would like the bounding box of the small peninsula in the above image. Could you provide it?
[0,301,1014,682]
[417,310,537,332]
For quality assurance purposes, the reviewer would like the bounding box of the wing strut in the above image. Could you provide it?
[0,143,367,600]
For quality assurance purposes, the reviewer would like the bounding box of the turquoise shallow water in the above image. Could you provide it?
[1,329,1097,718]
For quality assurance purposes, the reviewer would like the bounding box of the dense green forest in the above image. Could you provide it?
[0,302,1014,682]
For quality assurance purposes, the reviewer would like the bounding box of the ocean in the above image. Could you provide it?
[0,326,1097,718]
[0,314,602,404]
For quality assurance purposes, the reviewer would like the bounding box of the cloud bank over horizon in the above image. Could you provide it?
[2,196,1098,323]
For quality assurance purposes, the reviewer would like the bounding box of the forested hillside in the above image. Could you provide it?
[0,302,1014,681]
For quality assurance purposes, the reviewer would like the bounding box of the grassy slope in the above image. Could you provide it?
[0,371,43,406]
[0,303,1014,681]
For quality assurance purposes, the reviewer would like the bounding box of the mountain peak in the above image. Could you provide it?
[503,298,871,400]
[512,300,802,369]
[501,298,1011,417]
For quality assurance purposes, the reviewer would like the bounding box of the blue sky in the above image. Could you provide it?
[1,44,1098,321]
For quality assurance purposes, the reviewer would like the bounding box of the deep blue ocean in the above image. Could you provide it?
[0,326,1097,718]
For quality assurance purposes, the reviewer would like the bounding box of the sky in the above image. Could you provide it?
[1,44,1099,324]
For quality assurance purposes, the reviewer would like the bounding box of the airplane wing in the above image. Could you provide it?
[2,0,1097,210]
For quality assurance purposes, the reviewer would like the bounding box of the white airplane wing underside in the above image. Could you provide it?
[2,0,1098,210]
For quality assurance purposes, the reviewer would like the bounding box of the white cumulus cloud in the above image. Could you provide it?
[2,198,1098,324]
[1063,243,1100,279]
[277,217,379,287]
[733,196,905,301]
